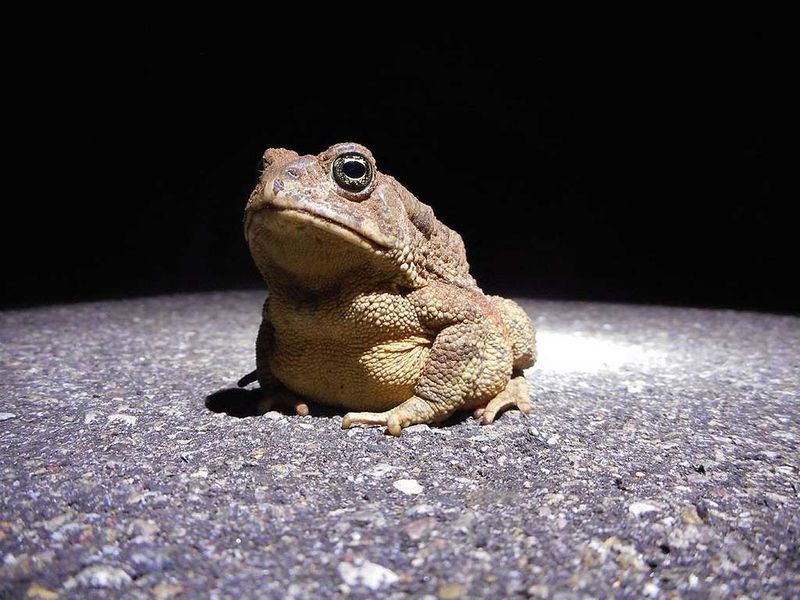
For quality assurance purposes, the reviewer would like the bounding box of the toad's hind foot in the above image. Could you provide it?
[474,375,531,425]
[257,387,309,416]
[342,396,452,436]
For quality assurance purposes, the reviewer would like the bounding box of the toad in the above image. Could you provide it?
[240,143,536,435]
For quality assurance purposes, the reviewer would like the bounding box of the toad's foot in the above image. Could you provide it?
[342,396,452,436]
[473,375,531,425]
[257,387,309,416]
[237,369,310,414]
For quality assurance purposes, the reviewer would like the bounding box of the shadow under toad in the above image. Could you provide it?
[204,386,477,429]
[204,386,341,419]
[204,387,264,418]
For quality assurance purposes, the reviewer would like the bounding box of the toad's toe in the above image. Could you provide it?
[478,375,532,425]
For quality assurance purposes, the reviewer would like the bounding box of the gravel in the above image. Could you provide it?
[1,291,798,598]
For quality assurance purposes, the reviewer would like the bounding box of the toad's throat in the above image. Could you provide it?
[254,206,392,251]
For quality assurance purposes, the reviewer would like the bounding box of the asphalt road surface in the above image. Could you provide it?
[1,292,798,598]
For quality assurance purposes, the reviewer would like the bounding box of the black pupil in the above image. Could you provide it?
[342,159,367,179]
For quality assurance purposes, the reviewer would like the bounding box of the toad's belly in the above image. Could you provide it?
[270,334,432,411]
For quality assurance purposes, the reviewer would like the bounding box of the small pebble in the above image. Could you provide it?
[394,479,424,495]
[629,502,660,517]
[152,583,185,600]
[404,517,436,541]
[438,583,467,599]
[69,565,132,589]
[337,560,399,590]
[25,583,59,599]
[107,413,137,426]
[681,506,704,524]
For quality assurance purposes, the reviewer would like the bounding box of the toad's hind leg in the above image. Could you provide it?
[473,374,531,425]
[342,396,452,437]
[343,319,512,436]
[252,306,309,416]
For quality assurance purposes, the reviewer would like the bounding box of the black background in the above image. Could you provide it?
[4,25,793,313]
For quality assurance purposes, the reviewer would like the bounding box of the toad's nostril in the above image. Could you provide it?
[262,148,299,169]
[262,150,277,167]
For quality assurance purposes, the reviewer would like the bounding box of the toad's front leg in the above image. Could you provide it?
[342,395,445,436]
[342,321,512,435]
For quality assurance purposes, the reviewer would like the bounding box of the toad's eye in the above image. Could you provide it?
[332,152,373,193]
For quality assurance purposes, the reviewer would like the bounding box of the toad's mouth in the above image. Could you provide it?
[246,206,392,251]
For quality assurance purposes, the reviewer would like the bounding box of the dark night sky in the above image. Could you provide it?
[3,25,793,313]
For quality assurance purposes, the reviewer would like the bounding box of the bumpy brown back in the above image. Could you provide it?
[391,177,477,290]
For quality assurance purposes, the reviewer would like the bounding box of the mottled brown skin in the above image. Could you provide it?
[243,142,536,435]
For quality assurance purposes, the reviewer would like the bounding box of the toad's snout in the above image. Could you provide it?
[245,148,317,242]
[262,147,298,169]
[246,149,320,214]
